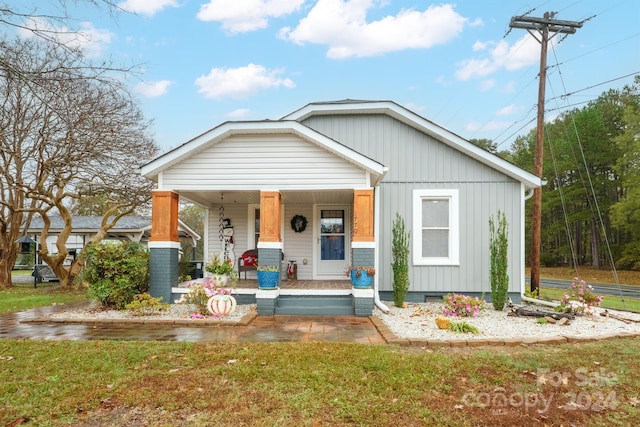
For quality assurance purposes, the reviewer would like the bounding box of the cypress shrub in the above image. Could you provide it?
[489,211,509,310]
[392,213,410,307]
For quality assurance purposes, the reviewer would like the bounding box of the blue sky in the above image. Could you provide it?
[10,0,640,152]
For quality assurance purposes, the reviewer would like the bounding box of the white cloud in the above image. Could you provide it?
[227,108,251,118]
[118,0,180,17]
[195,63,295,99]
[472,40,488,51]
[280,1,468,59]
[496,104,519,116]
[197,0,305,34]
[403,102,425,113]
[135,80,172,97]
[465,120,512,132]
[455,34,541,81]
[503,80,517,93]
[18,17,112,57]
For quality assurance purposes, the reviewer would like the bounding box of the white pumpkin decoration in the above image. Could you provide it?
[207,294,237,316]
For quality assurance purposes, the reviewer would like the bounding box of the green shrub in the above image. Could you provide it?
[489,211,509,311]
[447,321,479,335]
[79,241,149,309]
[178,258,194,283]
[125,293,169,316]
[391,213,410,307]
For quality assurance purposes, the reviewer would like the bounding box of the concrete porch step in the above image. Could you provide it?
[275,295,354,316]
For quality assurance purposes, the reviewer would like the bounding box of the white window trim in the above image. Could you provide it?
[246,203,286,250]
[412,189,459,266]
[247,204,260,249]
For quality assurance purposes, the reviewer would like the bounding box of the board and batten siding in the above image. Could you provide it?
[302,113,524,294]
[161,134,369,190]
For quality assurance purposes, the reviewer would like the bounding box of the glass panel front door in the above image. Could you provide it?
[316,206,350,278]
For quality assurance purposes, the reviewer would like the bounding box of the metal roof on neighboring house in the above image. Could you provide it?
[27,215,200,244]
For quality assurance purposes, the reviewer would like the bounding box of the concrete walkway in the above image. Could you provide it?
[0,303,386,344]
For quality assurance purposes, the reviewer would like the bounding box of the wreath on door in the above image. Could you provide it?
[291,215,307,233]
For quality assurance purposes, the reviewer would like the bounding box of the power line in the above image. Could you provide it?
[549,71,640,101]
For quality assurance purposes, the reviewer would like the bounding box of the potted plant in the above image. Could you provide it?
[205,253,235,287]
[345,266,375,288]
[257,264,280,289]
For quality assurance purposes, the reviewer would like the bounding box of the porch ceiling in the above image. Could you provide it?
[179,189,355,207]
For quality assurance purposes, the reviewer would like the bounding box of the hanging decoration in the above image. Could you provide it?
[219,192,227,242]
[290,215,307,233]
[218,193,235,265]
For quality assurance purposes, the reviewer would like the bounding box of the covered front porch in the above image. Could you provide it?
[149,187,381,316]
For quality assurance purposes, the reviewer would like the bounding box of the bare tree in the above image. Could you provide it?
[0,36,157,287]
[0,1,127,83]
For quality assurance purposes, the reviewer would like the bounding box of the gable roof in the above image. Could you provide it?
[139,120,388,186]
[283,100,541,190]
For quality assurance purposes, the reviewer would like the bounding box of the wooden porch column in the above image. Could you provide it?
[259,191,282,243]
[353,189,374,242]
[150,190,179,243]
[149,190,180,304]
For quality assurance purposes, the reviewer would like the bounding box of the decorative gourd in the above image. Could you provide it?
[207,294,237,316]
[435,316,451,330]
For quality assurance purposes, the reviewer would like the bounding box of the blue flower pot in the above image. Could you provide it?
[350,270,373,288]
[257,270,279,289]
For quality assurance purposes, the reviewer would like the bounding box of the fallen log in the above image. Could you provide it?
[600,310,640,324]
[508,307,575,320]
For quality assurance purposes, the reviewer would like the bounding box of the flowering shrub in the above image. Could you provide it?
[178,277,235,317]
[442,293,486,317]
[557,277,603,316]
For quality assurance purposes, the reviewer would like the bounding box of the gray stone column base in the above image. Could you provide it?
[353,288,374,317]
[256,288,280,316]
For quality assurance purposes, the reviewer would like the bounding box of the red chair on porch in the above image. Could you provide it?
[237,249,285,280]
[238,249,258,280]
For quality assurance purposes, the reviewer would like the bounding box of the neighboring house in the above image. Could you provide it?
[27,215,200,266]
[140,100,541,316]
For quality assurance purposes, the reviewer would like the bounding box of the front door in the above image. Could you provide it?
[314,205,350,279]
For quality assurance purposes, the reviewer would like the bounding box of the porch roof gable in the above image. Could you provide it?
[140,120,387,186]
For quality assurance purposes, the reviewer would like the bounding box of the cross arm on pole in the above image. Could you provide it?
[510,15,583,35]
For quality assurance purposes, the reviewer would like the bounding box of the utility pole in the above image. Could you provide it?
[509,12,582,293]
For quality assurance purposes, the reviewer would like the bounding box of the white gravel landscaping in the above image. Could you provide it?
[48,302,255,323]
[373,301,640,341]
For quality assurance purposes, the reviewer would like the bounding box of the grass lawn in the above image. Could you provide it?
[538,287,640,312]
[526,266,640,312]
[0,273,87,314]
[1,339,639,426]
